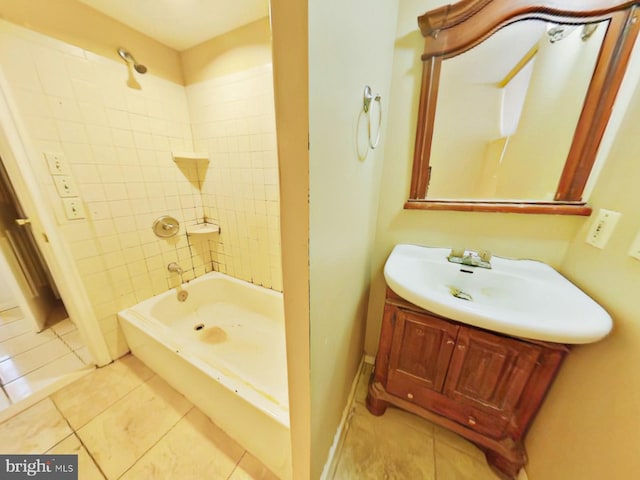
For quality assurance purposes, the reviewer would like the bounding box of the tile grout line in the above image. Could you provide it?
[51,397,108,480]
[51,325,88,365]
[226,450,248,480]
[48,367,169,480]
[58,369,158,432]
[115,404,196,479]
[0,382,10,407]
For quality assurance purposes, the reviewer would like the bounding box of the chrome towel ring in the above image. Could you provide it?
[363,86,382,149]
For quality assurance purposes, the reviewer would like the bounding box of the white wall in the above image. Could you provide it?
[308,0,399,476]
[524,31,640,480]
[0,266,18,311]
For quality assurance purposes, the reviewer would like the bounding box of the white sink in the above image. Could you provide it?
[384,244,612,344]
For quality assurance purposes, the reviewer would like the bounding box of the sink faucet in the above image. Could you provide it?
[448,249,492,269]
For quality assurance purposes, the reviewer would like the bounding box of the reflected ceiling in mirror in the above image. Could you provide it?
[428,20,606,201]
[407,0,640,215]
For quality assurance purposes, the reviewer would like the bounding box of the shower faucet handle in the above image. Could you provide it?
[167,262,183,274]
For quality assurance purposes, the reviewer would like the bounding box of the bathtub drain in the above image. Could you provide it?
[194,323,205,331]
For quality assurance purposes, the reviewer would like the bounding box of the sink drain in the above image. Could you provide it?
[194,323,205,331]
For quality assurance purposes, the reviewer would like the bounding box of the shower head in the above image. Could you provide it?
[117,48,147,74]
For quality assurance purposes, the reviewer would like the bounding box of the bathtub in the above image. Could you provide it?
[117,271,291,479]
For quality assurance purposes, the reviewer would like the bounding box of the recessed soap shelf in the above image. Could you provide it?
[186,222,220,236]
[172,151,209,162]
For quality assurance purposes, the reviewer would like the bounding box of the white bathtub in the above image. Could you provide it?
[117,271,291,479]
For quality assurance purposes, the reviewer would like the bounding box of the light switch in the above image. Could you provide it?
[44,152,69,175]
[62,197,86,220]
[585,209,621,249]
[53,175,78,197]
[628,231,640,261]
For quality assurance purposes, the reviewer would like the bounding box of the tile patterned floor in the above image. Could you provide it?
[0,354,278,480]
[332,363,503,480]
[0,307,89,407]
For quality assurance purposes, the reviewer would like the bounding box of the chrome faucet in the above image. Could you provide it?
[447,249,492,269]
[167,262,183,274]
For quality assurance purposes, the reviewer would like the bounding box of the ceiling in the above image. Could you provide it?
[77,0,270,51]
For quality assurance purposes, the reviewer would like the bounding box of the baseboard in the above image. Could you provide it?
[319,355,365,480]
[517,467,529,480]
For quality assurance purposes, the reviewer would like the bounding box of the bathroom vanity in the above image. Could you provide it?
[367,288,567,479]
[367,243,613,479]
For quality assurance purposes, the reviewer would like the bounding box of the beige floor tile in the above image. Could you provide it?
[47,434,105,480]
[121,408,244,480]
[0,337,71,384]
[4,353,86,403]
[0,318,32,342]
[50,318,77,336]
[382,405,436,438]
[74,346,92,364]
[0,398,72,453]
[78,375,192,480]
[60,329,85,351]
[51,354,154,429]
[229,452,279,480]
[435,441,501,480]
[0,388,9,409]
[0,329,57,362]
[434,424,486,461]
[334,404,436,480]
[0,307,23,325]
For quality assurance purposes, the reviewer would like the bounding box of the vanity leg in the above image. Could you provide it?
[485,449,524,480]
[366,384,388,416]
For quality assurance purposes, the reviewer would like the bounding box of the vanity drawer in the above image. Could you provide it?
[387,377,507,439]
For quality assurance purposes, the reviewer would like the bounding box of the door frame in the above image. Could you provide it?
[0,71,111,366]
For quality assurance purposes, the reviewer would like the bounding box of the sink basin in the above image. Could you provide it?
[384,244,612,344]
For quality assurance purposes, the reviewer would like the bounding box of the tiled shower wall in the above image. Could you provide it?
[0,21,282,359]
[187,65,282,290]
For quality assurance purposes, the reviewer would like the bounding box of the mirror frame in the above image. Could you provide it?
[406,0,640,215]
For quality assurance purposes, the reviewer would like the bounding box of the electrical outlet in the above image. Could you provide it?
[628,231,640,261]
[44,152,69,175]
[585,208,621,249]
[62,197,86,220]
[53,175,78,197]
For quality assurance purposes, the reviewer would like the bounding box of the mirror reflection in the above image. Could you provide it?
[427,19,607,201]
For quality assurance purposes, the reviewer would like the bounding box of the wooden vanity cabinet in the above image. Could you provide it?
[367,289,568,479]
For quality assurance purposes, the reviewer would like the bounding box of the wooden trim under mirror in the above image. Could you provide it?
[408,0,640,215]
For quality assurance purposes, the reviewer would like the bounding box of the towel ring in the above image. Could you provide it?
[363,86,382,149]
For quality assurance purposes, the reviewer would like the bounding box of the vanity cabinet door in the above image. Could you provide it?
[386,309,458,403]
[444,327,542,423]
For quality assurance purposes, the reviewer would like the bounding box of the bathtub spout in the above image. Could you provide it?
[167,262,183,274]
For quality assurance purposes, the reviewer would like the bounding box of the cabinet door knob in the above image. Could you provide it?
[458,344,466,350]
[467,416,477,426]
[446,339,455,345]
[407,393,414,400]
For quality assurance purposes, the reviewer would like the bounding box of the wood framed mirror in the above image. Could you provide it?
[406,0,640,215]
